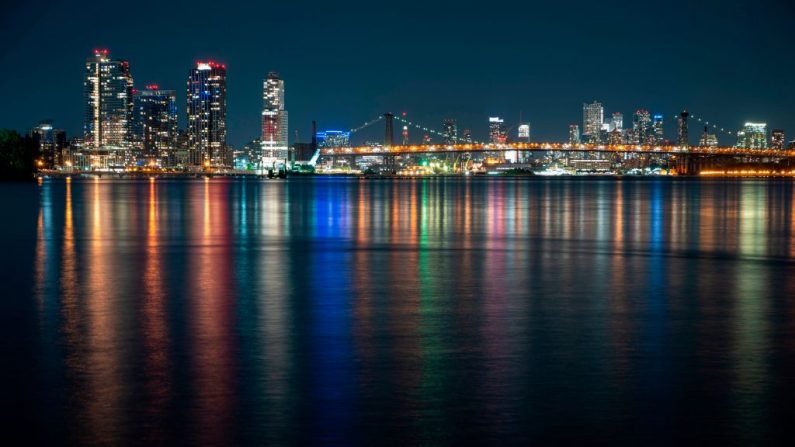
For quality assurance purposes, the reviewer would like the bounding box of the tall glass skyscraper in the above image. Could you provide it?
[84,49,134,149]
[29,120,66,168]
[261,72,288,161]
[633,109,653,144]
[652,114,664,144]
[187,62,227,166]
[133,85,177,163]
[736,123,768,149]
[442,118,458,144]
[582,101,603,143]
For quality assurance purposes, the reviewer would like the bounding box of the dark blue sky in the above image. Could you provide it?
[1,0,793,146]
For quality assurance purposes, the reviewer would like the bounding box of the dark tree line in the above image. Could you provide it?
[0,129,38,181]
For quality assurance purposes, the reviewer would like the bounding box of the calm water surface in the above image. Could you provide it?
[3,177,795,445]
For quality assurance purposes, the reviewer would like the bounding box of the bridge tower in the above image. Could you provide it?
[384,113,396,172]
[384,113,394,146]
[678,110,689,147]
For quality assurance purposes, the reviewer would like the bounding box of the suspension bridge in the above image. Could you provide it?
[317,112,793,158]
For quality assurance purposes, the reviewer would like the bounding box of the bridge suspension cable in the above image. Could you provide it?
[677,113,738,138]
[349,115,384,134]
[393,114,482,144]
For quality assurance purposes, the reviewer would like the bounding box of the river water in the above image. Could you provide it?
[3,177,795,445]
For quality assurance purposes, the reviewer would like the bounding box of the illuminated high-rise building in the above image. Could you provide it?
[698,126,718,147]
[771,129,785,150]
[442,118,458,144]
[402,125,409,145]
[582,101,604,143]
[736,122,767,149]
[133,85,177,163]
[518,124,530,141]
[611,112,623,131]
[261,72,288,160]
[633,109,653,144]
[677,110,689,146]
[489,117,507,144]
[84,49,134,149]
[316,130,351,148]
[29,120,66,168]
[569,124,581,144]
[187,61,227,166]
[652,114,664,144]
[462,128,472,143]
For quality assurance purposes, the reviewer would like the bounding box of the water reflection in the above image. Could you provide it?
[23,177,795,445]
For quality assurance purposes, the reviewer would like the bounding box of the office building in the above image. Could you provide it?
[771,129,785,150]
[261,72,289,160]
[698,126,718,147]
[133,85,177,163]
[569,124,580,144]
[316,130,351,148]
[611,113,623,131]
[29,120,66,168]
[633,109,653,144]
[652,114,664,144]
[489,117,507,144]
[84,49,134,149]
[442,119,457,144]
[736,122,767,149]
[582,101,604,143]
[187,61,227,166]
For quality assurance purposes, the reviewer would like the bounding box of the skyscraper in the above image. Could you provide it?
[29,120,66,168]
[518,124,530,141]
[187,61,227,166]
[736,123,768,149]
[261,72,288,160]
[489,117,507,144]
[677,110,689,146]
[652,114,664,144]
[582,101,604,143]
[633,109,653,144]
[569,124,581,144]
[442,118,457,144]
[611,113,623,131]
[699,126,718,147]
[771,129,785,150]
[84,49,134,149]
[133,85,177,164]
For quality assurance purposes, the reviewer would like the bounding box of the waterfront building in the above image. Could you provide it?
[633,109,653,145]
[582,101,603,143]
[29,120,66,168]
[261,72,289,161]
[84,49,134,150]
[698,126,719,147]
[316,130,351,148]
[736,122,767,149]
[462,128,472,143]
[133,85,177,164]
[489,117,507,144]
[518,123,530,141]
[442,119,457,144]
[187,61,227,166]
[569,124,580,144]
[771,129,785,150]
[652,114,664,144]
[611,112,623,131]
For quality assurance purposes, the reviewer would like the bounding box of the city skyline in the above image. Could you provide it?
[2,1,793,147]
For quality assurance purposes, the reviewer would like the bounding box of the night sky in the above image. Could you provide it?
[1,0,793,146]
